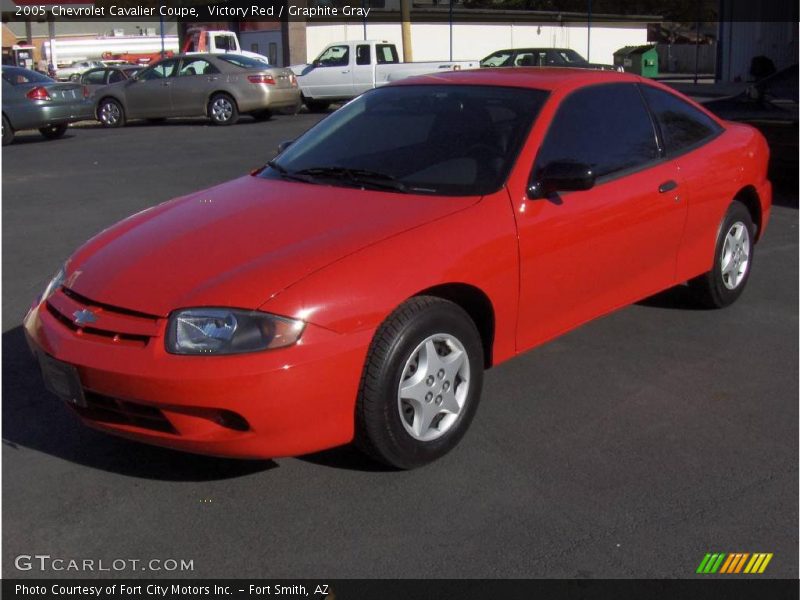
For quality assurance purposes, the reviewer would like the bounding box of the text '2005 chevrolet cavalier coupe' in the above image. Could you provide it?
[25,68,771,469]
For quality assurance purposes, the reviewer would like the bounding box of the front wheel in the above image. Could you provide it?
[2,114,14,146]
[208,93,239,126]
[355,296,484,469]
[688,200,755,308]
[97,98,125,128]
[302,96,330,112]
[39,123,68,139]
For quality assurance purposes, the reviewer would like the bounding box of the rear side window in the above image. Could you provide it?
[356,44,371,66]
[641,85,722,155]
[534,83,659,179]
[376,44,399,65]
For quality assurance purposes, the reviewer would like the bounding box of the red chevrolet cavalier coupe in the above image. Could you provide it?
[25,69,771,468]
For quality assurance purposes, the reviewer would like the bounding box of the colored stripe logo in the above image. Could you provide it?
[697,553,773,574]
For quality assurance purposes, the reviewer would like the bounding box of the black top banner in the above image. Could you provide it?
[2,0,798,23]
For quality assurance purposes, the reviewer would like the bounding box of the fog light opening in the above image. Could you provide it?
[214,410,250,432]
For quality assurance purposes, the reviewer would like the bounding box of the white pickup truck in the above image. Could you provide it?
[290,40,478,111]
[183,29,270,65]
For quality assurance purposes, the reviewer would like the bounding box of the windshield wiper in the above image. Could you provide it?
[265,160,318,184]
[293,166,409,193]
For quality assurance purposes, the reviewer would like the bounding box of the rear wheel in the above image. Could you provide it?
[2,114,13,146]
[97,98,125,128]
[688,200,755,308]
[208,93,239,126]
[355,296,484,469]
[39,123,68,140]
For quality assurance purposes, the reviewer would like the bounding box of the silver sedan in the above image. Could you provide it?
[95,53,301,127]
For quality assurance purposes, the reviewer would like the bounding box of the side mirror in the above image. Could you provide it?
[527,161,595,199]
[312,59,321,68]
[277,139,294,154]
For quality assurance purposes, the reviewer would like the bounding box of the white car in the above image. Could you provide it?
[57,61,105,81]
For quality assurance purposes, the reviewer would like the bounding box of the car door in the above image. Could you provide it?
[304,44,352,99]
[638,84,730,282]
[514,82,687,351]
[123,58,178,118]
[351,44,374,96]
[171,57,220,116]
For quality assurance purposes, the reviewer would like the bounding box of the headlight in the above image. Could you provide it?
[40,266,66,302]
[166,308,305,355]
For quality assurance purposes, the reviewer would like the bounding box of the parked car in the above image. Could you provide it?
[25,69,771,468]
[704,64,798,186]
[55,60,105,81]
[290,40,478,111]
[480,47,619,71]
[71,65,141,92]
[2,66,93,146]
[94,53,300,127]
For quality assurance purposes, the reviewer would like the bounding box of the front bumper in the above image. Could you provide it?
[24,288,371,459]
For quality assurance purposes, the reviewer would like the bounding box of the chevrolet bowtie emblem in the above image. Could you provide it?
[73,309,97,326]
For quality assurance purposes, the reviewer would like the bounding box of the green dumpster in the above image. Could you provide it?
[613,45,659,77]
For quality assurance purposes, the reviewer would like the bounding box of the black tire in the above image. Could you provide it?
[688,200,755,308]
[97,98,125,128]
[208,93,239,126]
[251,109,272,121]
[39,123,68,140]
[302,96,330,112]
[2,114,13,146]
[355,296,484,469]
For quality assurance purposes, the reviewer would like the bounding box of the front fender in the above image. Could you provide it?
[261,189,521,366]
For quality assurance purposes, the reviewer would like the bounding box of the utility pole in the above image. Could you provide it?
[401,0,412,62]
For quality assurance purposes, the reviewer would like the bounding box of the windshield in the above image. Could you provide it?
[263,84,548,196]
[480,51,514,68]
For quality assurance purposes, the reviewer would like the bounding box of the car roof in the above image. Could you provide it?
[394,67,642,92]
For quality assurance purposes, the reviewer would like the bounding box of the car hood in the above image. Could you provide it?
[65,176,477,317]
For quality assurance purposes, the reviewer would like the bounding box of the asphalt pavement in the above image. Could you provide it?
[2,113,797,579]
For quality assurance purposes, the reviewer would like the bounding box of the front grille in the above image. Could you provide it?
[45,287,161,347]
[74,392,177,434]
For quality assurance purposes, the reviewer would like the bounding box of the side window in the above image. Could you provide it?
[179,59,218,77]
[536,52,548,66]
[139,59,178,80]
[515,53,535,67]
[108,69,126,84]
[376,44,399,65]
[356,44,371,66]
[535,83,659,179]
[316,45,349,68]
[641,85,722,155]
[82,70,106,85]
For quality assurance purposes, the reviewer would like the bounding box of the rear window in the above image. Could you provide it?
[376,44,399,65]
[216,55,268,69]
[2,68,52,85]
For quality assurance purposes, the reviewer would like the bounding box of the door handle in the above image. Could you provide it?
[658,180,678,193]
[207,76,219,81]
[341,70,350,74]
[162,81,172,86]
